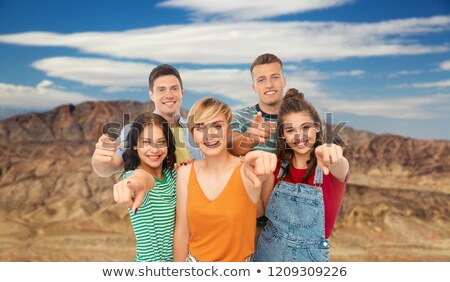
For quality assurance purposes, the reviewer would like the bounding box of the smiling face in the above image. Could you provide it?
[281,112,321,156]
[149,74,184,121]
[252,62,286,112]
[135,124,168,172]
[192,113,230,157]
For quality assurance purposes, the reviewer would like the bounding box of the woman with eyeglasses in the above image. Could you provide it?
[253,88,350,262]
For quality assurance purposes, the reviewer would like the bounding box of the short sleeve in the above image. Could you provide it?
[230,110,245,133]
[231,106,256,133]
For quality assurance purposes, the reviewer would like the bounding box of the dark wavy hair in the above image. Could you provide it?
[122,113,176,174]
[277,88,323,183]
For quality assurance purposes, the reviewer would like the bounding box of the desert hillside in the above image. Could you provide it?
[0,101,448,261]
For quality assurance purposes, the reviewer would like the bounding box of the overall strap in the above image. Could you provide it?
[277,160,289,179]
[313,166,323,186]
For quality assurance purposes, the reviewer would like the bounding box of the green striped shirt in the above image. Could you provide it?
[123,167,176,262]
[230,104,278,152]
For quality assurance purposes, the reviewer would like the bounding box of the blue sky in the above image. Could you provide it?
[1,0,449,140]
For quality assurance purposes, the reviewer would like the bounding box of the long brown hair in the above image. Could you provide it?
[122,113,176,174]
[277,88,323,182]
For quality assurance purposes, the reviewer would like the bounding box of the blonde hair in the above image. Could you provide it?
[187,97,233,134]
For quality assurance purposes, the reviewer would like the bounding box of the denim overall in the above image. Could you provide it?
[253,162,330,262]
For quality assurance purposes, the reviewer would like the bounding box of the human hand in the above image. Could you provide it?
[242,150,277,189]
[93,134,121,163]
[113,171,154,214]
[244,112,275,146]
[315,143,344,175]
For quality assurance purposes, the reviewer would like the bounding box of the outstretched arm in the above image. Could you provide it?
[315,144,349,182]
[173,164,191,262]
[92,134,123,177]
[229,131,256,156]
[229,112,273,156]
[241,150,277,204]
[260,174,275,212]
[113,169,156,214]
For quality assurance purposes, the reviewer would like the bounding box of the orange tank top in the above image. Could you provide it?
[187,163,257,262]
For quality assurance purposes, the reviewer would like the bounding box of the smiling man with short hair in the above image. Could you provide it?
[92,64,203,177]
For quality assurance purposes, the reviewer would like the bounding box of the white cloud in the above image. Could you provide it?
[412,79,450,88]
[32,57,155,92]
[36,79,53,89]
[283,65,299,71]
[387,70,423,78]
[332,70,365,77]
[157,0,352,21]
[30,56,322,105]
[388,59,449,77]
[289,69,365,80]
[26,56,450,120]
[184,68,321,104]
[393,79,450,88]
[439,60,450,71]
[317,94,450,119]
[0,80,96,109]
[1,16,449,64]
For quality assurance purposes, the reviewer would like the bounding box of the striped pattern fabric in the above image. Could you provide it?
[230,104,278,152]
[123,167,176,262]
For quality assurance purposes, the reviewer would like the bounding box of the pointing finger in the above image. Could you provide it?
[336,145,343,159]
[244,151,259,166]
[126,179,138,191]
[131,191,145,214]
[247,127,269,139]
[318,161,329,175]
[244,166,262,190]
[253,111,264,124]
[315,145,329,175]
[120,183,133,208]
[321,145,331,168]
[99,134,112,142]
[269,153,277,173]
[330,145,339,165]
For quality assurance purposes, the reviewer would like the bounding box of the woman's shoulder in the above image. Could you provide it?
[175,161,194,179]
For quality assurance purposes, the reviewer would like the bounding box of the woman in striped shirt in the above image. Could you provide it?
[115,112,177,262]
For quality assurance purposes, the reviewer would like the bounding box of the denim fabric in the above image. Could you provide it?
[253,165,329,262]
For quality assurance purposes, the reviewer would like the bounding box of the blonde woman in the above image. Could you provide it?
[173,97,276,262]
